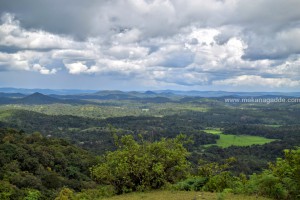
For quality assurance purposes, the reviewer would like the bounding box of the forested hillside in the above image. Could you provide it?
[0,128,97,199]
[0,92,300,199]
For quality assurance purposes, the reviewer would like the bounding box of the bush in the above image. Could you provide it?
[75,185,115,200]
[244,172,288,199]
[173,177,207,191]
[240,148,300,199]
[202,171,236,192]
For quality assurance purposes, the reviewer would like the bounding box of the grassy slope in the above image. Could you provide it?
[204,129,276,148]
[101,191,270,200]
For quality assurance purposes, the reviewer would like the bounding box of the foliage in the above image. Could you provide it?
[1,93,300,199]
[172,176,208,191]
[0,180,16,200]
[74,185,115,200]
[55,187,75,200]
[2,97,300,176]
[244,148,300,199]
[24,189,42,200]
[91,134,190,193]
[198,157,236,177]
[202,171,239,192]
[0,128,97,199]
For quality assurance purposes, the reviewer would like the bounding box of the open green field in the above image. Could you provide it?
[204,129,276,148]
[264,124,282,128]
[101,191,270,200]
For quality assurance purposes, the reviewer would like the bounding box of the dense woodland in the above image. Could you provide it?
[1,91,300,199]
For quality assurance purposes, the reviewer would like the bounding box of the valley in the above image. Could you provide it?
[1,90,300,199]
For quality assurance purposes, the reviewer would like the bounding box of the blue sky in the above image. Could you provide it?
[0,0,300,91]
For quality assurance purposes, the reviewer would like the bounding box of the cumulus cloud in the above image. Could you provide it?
[0,13,81,50]
[213,75,300,88]
[64,62,90,75]
[0,0,300,90]
[32,64,57,75]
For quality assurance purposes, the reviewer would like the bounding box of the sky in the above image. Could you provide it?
[0,0,300,91]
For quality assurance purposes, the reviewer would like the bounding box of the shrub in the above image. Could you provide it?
[245,172,288,199]
[173,177,208,191]
[75,185,115,200]
[202,171,235,192]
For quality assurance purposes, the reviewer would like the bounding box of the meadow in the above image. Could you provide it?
[204,128,276,148]
[101,190,270,200]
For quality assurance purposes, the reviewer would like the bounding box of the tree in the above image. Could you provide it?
[0,180,16,200]
[245,148,300,199]
[55,187,75,200]
[91,134,190,193]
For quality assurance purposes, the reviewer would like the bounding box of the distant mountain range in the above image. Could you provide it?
[0,87,98,95]
[0,92,91,105]
[155,90,300,97]
[0,88,300,104]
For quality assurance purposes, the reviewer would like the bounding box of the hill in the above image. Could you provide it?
[0,92,94,105]
[17,92,63,104]
[0,92,25,98]
[0,87,97,95]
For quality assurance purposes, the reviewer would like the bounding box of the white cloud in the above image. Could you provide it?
[64,62,89,74]
[213,75,300,88]
[111,28,142,44]
[107,45,149,60]
[0,13,81,50]
[32,64,57,75]
[1,2,300,90]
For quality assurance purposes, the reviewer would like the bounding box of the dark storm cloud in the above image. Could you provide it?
[0,0,107,39]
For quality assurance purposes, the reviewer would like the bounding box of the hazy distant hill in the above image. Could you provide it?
[156,90,300,97]
[49,90,175,102]
[0,87,98,95]
[17,92,63,104]
[0,88,300,102]
[0,92,92,105]
[0,92,25,98]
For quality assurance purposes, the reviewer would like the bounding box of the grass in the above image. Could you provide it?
[204,128,276,148]
[264,124,282,128]
[101,190,270,200]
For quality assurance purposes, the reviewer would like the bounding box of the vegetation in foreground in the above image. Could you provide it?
[1,128,300,200]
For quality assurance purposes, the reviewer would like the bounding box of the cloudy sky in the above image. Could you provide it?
[0,0,299,91]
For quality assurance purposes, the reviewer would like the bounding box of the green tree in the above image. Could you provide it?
[245,148,300,199]
[55,187,75,200]
[24,189,41,200]
[91,134,190,193]
[0,180,16,200]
